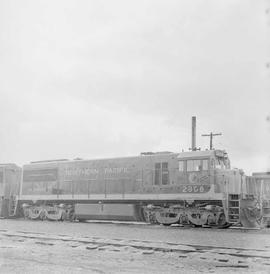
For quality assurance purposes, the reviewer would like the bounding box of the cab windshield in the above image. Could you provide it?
[215,157,227,169]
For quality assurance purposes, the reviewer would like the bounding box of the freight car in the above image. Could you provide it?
[251,172,270,227]
[0,163,21,218]
[2,149,263,228]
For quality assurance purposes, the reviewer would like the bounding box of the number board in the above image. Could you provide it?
[180,185,211,193]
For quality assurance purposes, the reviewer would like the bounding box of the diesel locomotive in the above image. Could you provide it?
[1,149,268,228]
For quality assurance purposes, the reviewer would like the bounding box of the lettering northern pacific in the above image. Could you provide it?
[62,166,129,178]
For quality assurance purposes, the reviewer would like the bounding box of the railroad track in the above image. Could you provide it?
[1,229,270,261]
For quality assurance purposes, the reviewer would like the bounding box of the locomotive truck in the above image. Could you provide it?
[0,149,266,228]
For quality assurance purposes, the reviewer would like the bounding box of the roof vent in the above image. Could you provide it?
[30,159,69,164]
[140,151,173,156]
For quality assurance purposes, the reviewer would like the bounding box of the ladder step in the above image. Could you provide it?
[228,195,240,201]
[229,214,240,216]
[9,198,18,217]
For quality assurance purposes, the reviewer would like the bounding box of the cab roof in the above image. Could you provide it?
[177,149,226,159]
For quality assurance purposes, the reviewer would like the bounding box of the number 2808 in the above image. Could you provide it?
[182,185,205,193]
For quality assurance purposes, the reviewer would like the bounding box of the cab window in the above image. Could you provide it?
[187,160,193,172]
[215,157,225,169]
[178,161,184,172]
[187,160,201,172]
[186,159,209,172]
[202,159,208,170]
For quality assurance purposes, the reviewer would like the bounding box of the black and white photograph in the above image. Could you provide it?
[0,0,270,273]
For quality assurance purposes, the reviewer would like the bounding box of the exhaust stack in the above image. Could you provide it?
[192,116,196,151]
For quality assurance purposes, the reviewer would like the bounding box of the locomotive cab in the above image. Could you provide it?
[177,149,230,187]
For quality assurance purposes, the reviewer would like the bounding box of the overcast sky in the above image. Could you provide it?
[0,0,269,174]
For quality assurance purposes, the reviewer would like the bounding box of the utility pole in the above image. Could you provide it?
[202,132,222,150]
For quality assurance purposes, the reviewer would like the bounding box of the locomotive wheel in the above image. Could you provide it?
[155,211,180,225]
[39,210,46,221]
[187,211,208,227]
[139,207,147,222]
[45,207,64,221]
[27,206,44,220]
[206,214,216,226]
[216,213,230,228]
